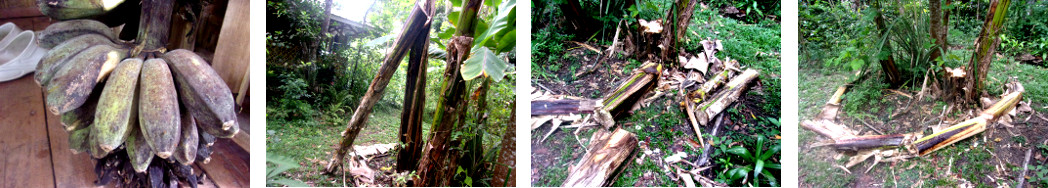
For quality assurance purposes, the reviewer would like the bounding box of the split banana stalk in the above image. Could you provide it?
[802,82,1024,167]
[34,0,237,186]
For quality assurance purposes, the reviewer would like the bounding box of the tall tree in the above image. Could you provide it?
[415,0,484,186]
[325,0,435,174]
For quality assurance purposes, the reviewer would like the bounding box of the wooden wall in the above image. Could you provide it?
[0,0,54,31]
[1,0,248,98]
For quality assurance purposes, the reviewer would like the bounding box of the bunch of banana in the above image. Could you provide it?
[35,19,238,173]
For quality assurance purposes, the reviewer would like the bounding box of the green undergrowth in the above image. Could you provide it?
[266,104,421,187]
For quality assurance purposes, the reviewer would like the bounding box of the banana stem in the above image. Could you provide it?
[137,0,174,54]
[911,91,1022,156]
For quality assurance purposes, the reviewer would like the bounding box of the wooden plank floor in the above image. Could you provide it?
[0,76,249,187]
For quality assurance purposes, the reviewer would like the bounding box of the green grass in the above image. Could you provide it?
[797,133,855,187]
[266,105,413,186]
[689,7,782,118]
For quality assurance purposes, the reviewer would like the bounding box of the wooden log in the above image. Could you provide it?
[326,0,434,173]
[695,68,759,125]
[531,99,599,115]
[800,120,857,141]
[602,62,662,118]
[562,128,638,187]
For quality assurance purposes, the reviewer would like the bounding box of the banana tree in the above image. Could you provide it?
[326,0,435,174]
[416,0,515,186]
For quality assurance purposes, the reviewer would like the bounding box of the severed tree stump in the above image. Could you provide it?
[562,128,638,187]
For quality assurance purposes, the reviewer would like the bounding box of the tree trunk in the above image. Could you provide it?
[873,0,903,87]
[415,0,483,186]
[562,128,638,187]
[943,0,951,48]
[491,102,516,187]
[395,10,431,171]
[561,0,596,37]
[961,0,1011,105]
[929,0,945,63]
[659,0,697,61]
[325,0,435,173]
[310,0,334,61]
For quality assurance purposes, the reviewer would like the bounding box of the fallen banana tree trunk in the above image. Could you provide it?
[531,99,600,115]
[694,68,760,125]
[914,90,1021,155]
[801,82,1024,166]
[326,0,435,173]
[800,86,859,141]
[562,128,639,187]
[602,62,662,118]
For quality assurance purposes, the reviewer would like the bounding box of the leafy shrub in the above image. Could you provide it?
[267,153,308,186]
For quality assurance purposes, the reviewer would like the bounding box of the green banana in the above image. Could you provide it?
[87,126,107,158]
[67,125,91,154]
[125,121,153,173]
[138,58,180,158]
[37,0,127,20]
[173,107,198,165]
[36,19,116,48]
[197,131,214,164]
[92,58,141,152]
[60,86,101,131]
[200,129,216,147]
[45,44,126,115]
[163,49,238,138]
[35,34,115,85]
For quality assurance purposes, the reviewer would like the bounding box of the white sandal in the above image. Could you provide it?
[0,23,23,51]
[0,30,47,82]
